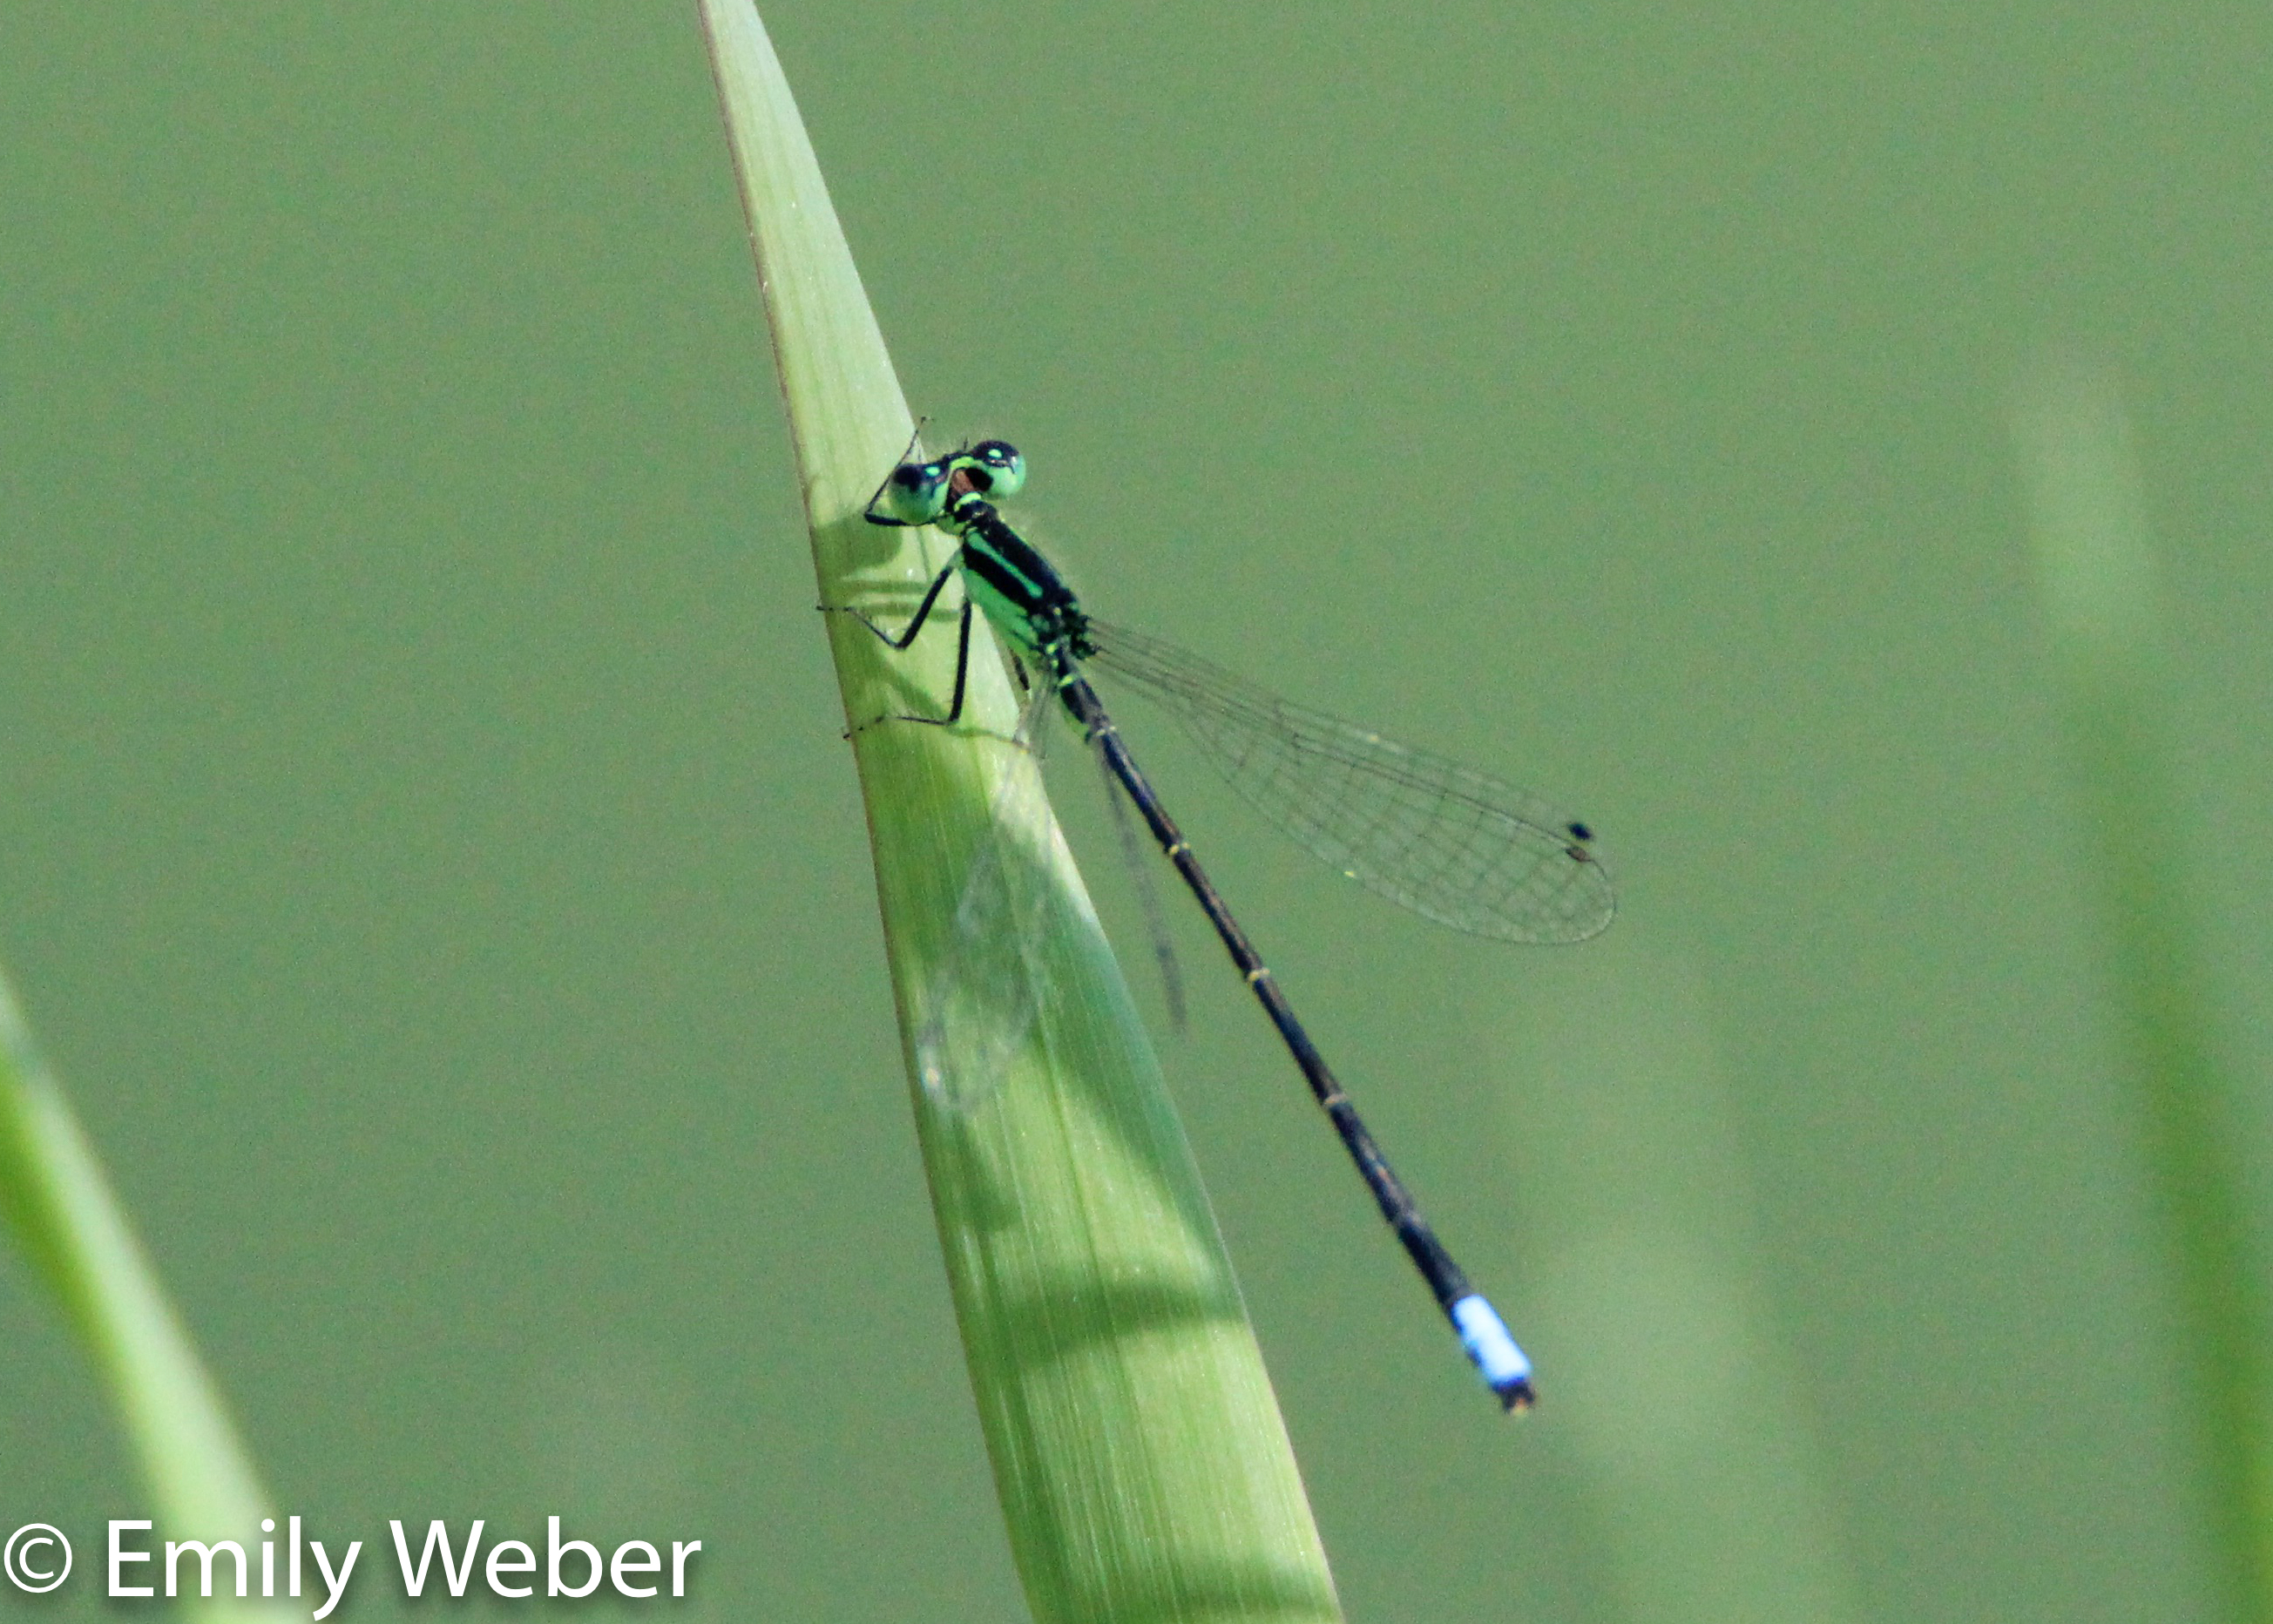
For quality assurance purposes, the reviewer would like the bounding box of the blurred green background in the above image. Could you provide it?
[3,4,2270,1620]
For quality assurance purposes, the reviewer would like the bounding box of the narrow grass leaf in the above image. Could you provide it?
[0,965,289,1622]
[2016,357,2273,1624]
[697,5,1342,1620]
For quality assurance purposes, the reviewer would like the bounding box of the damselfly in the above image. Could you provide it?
[835,437,1613,1410]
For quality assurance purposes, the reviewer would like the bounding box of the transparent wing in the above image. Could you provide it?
[913,677,1062,1113]
[1082,618,1615,944]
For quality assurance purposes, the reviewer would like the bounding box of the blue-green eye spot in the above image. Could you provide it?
[968,440,1026,499]
[878,458,951,524]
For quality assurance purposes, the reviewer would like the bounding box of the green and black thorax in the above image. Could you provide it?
[870,439,1095,678]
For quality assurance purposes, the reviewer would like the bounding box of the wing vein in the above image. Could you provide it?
[1083,618,1614,944]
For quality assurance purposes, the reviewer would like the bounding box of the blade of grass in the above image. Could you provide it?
[2015,358,2273,1624]
[697,5,1344,1620]
[0,963,288,1622]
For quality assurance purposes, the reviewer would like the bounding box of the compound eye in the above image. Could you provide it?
[967,440,1026,499]
[876,458,951,524]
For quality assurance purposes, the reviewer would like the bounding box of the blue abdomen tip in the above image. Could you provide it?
[1450,1294,1535,1412]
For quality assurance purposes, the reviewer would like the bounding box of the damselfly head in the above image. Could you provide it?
[874,457,953,525]
[964,440,1026,499]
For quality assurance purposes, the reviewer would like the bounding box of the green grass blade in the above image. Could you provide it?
[2016,359,2273,1624]
[0,964,288,1622]
[697,4,1343,1619]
